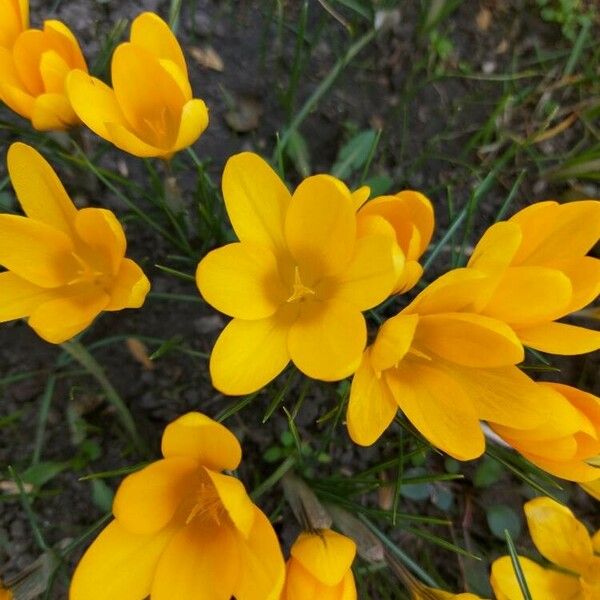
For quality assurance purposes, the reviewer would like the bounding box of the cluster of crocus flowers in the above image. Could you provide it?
[67,12,208,158]
[347,199,600,468]
[0,143,150,343]
[491,496,600,599]
[281,529,357,600]
[71,412,285,600]
[0,0,88,130]
[196,152,414,395]
[0,0,28,49]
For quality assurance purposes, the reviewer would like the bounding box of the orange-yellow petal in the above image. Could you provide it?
[288,300,365,381]
[112,457,198,535]
[285,175,355,280]
[7,142,77,236]
[290,530,356,587]
[104,121,165,158]
[69,519,176,600]
[0,272,59,322]
[105,258,150,311]
[196,242,285,319]
[518,321,600,355]
[467,221,522,273]
[173,98,209,151]
[161,412,242,471]
[524,496,593,572]
[370,313,419,373]
[347,349,398,446]
[31,92,78,131]
[209,307,295,395]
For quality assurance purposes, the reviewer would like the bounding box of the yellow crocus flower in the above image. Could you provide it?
[491,496,600,600]
[196,152,399,395]
[0,143,150,343]
[70,412,285,600]
[0,17,87,130]
[67,12,208,158]
[467,200,600,355]
[354,188,434,293]
[281,529,357,600]
[0,0,28,49]
[492,383,600,482]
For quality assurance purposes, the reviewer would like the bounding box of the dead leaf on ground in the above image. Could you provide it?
[126,337,155,370]
[189,45,224,72]
[225,97,262,133]
[0,480,33,494]
[476,7,492,31]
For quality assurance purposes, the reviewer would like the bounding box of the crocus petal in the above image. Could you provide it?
[234,507,285,600]
[443,363,545,429]
[39,49,70,93]
[113,457,198,535]
[288,301,365,381]
[204,469,255,537]
[503,434,579,461]
[467,221,522,273]
[351,185,370,210]
[370,313,419,372]
[481,266,572,326]
[385,360,485,460]
[320,234,397,310]
[130,12,188,76]
[105,258,150,311]
[222,152,291,255]
[152,518,240,600]
[347,349,398,446]
[285,175,356,280]
[0,214,78,287]
[31,92,78,131]
[518,200,600,265]
[104,121,165,158]
[196,242,286,320]
[12,29,45,95]
[593,529,600,553]
[28,287,109,343]
[173,98,209,151]
[74,208,126,274]
[394,190,435,257]
[283,559,319,600]
[69,519,175,600]
[209,306,296,395]
[552,256,600,314]
[415,312,524,368]
[0,272,59,322]
[291,530,356,587]
[0,0,22,48]
[0,81,34,120]
[66,70,127,140]
[518,321,600,355]
[161,412,242,471]
[523,453,600,482]
[43,20,87,71]
[7,142,77,236]
[524,496,593,572]
[580,479,600,502]
[490,555,580,600]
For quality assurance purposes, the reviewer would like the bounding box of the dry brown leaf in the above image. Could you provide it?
[225,97,262,133]
[0,480,33,494]
[531,112,578,144]
[189,45,224,72]
[377,471,394,511]
[126,337,155,370]
[476,7,492,31]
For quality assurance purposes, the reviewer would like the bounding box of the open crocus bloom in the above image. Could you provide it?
[0,0,28,49]
[492,383,600,482]
[281,529,357,600]
[0,143,149,343]
[70,412,285,600]
[467,200,600,355]
[346,267,567,459]
[67,12,208,158]
[196,152,398,395]
[491,497,600,600]
[0,18,87,130]
[354,189,434,293]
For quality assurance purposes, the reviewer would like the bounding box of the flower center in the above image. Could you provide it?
[185,481,226,526]
[67,252,110,289]
[287,266,316,303]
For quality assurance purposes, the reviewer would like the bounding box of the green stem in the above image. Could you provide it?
[251,455,296,501]
[61,340,145,453]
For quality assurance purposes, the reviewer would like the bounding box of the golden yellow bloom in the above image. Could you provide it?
[492,383,600,482]
[0,18,87,130]
[281,529,357,600]
[346,268,562,459]
[196,152,398,395]
[67,12,208,158]
[0,143,149,343]
[468,200,600,355]
[71,412,285,600]
[491,496,600,600]
[354,189,434,293]
[0,0,28,49]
